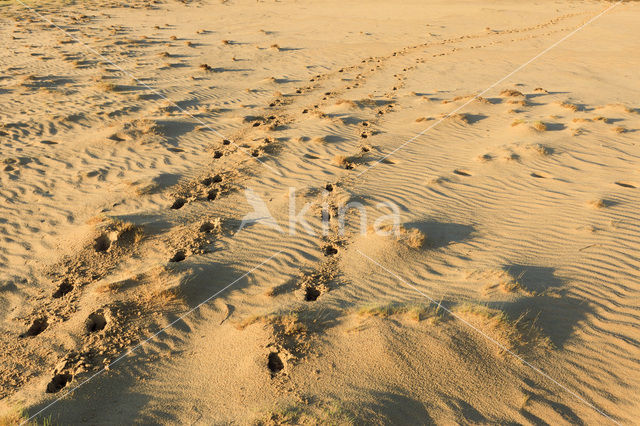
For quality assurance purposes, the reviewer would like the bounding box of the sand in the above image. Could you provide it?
[1,0,639,423]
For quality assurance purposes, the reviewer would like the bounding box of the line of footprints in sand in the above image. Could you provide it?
[9,9,639,395]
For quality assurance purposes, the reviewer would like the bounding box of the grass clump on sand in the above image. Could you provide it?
[332,154,354,169]
[511,119,547,131]
[396,225,426,248]
[497,278,534,295]
[528,143,552,156]
[0,406,52,426]
[334,99,357,108]
[558,101,579,111]
[355,300,551,355]
[357,302,445,323]
[532,121,547,132]
[258,400,354,426]
[500,89,524,97]
[369,224,426,249]
[589,198,610,209]
[95,81,120,92]
[453,303,552,355]
[237,311,306,336]
[100,219,144,250]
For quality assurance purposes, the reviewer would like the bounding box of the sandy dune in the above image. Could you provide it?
[1,0,639,424]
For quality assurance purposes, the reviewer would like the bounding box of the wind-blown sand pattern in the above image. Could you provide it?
[0,0,639,424]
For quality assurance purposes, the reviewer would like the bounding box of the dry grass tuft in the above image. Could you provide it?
[397,226,426,248]
[475,96,492,104]
[532,121,547,132]
[558,101,579,111]
[259,400,354,426]
[528,143,552,156]
[332,155,354,169]
[110,119,161,143]
[357,302,444,323]
[96,220,144,250]
[371,224,426,248]
[0,406,49,426]
[446,113,470,124]
[453,303,552,354]
[500,89,524,97]
[85,214,108,226]
[589,199,608,209]
[334,99,357,108]
[506,99,529,107]
[95,81,119,92]
[0,408,26,426]
[237,311,306,336]
[498,279,532,295]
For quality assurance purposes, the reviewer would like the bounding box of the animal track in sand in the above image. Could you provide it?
[304,286,321,302]
[52,281,73,298]
[322,245,338,256]
[21,317,48,338]
[207,189,218,200]
[94,234,111,253]
[46,373,72,393]
[201,174,222,186]
[267,352,284,376]
[170,198,186,209]
[85,312,107,333]
[170,251,186,263]
[199,221,217,233]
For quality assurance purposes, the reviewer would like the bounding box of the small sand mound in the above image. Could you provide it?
[333,155,354,169]
[440,112,471,124]
[334,99,357,108]
[108,119,162,144]
[500,89,524,97]
[368,224,426,249]
[557,101,580,111]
